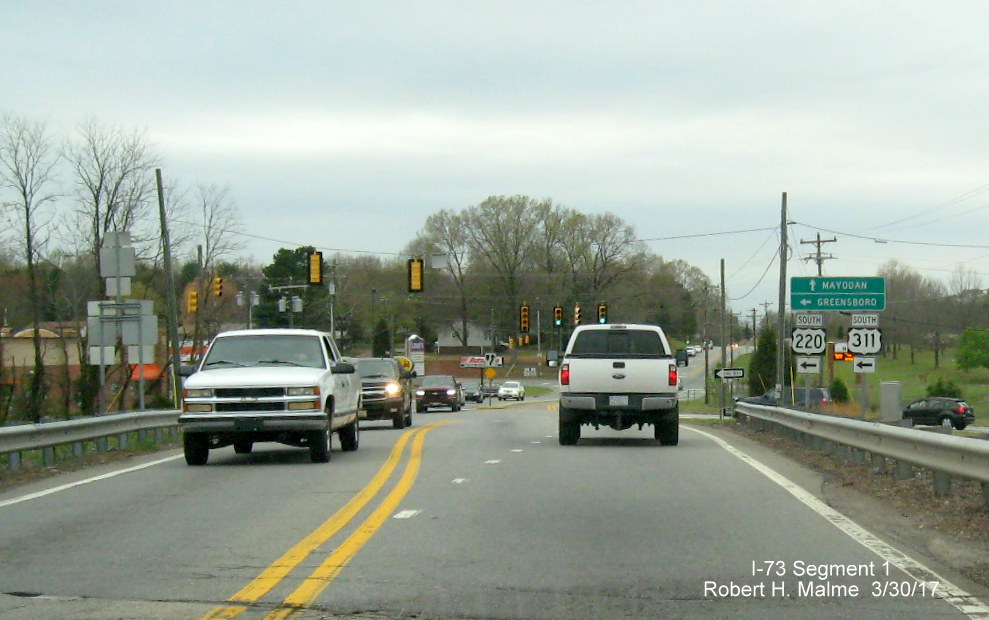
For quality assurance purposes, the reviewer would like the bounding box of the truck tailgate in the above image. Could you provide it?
[564,358,676,394]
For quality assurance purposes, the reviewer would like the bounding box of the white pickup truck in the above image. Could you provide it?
[556,323,679,445]
[179,328,361,465]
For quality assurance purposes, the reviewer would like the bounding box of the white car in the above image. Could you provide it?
[497,381,526,401]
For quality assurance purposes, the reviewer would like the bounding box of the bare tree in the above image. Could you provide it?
[66,118,160,276]
[417,209,472,347]
[464,195,541,328]
[0,113,59,421]
[65,119,160,412]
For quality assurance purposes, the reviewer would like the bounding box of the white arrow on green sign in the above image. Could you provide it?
[790,277,886,311]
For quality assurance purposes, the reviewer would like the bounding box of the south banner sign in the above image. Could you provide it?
[791,277,886,312]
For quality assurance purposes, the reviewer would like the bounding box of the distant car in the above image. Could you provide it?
[352,357,415,429]
[461,380,484,403]
[497,381,525,401]
[902,397,974,430]
[736,387,830,409]
[481,382,500,398]
[416,375,464,411]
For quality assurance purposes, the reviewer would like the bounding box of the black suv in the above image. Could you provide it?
[902,397,974,430]
[353,357,415,429]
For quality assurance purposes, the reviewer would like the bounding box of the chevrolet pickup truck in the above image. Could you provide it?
[179,328,361,465]
[556,323,679,446]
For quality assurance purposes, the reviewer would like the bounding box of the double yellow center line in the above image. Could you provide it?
[201,420,452,619]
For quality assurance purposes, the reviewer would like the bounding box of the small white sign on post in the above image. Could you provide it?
[853,357,877,373]
[851,314,880,327]
[796,356,821,374]
[794,313,824,327]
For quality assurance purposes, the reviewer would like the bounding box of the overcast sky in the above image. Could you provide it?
[4,1,989,314]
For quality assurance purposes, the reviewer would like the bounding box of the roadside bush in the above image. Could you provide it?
[830,376,850,403]
[926,377,962,398]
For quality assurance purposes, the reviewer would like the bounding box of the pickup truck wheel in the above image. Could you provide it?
[559,419,580,445]
[393,411,406,429]
[655,419,679,446]
[183,433,209,465]
[233,440,253,454]
[452,403,461,412]
[309,429,330,462]
[340,420,359,451]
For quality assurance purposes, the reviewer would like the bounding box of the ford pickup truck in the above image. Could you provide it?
[179,328,361,464]
[556,323,679,446]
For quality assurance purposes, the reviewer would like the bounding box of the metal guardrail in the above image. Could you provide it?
[1,410,180,467]
[735,402,989,485]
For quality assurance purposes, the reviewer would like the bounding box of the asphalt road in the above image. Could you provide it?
[0,397,986,619]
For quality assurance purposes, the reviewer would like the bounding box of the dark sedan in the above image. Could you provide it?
[416,375,464,412]
[902,397,974,430]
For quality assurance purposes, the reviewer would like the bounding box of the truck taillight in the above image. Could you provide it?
[668,364,678,387]
[560,364,570,386]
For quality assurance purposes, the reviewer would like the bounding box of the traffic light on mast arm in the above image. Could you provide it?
[213,276,223,297]
[187,289,199,313]
[574,304,582,326]
[553,305,563,326]
[597,302,608,324]
[519,304,530,332]
[308,251,323,285]
[408,258,424,293]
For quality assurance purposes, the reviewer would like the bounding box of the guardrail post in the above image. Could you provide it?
[983,483,989,510]
[933,471,952,496]
[8,451,21,471]
[42,446,55,467]
[870,453,886,474]
[118,433,128,450]
[97,437,108,453]
[896,460,912,480]
[72,442,84,457]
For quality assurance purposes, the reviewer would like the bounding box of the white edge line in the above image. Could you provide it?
[686,426,989,618]
[0,454,184,509]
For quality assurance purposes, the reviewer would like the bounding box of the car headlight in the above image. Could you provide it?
[184,388,213,398]
[385,382,401,396]
[287,386,319,396]
[446,389,457,396]
[416,389,425,396]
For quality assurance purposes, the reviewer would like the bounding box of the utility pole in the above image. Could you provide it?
[156,170,182,408]
[720,259,728,415]
[760,301,773,325]
[776,192,788,394]
[750,308,758,343]
[800,233,837,276]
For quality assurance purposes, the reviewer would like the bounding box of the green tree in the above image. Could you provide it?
[956,328,989,371]
[926,378,962,398]
[747,327,777,395]
[829,376,850,403]
[372,318,390,356]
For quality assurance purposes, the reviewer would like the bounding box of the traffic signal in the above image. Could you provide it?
[508,336,515,349]
[408,258,424,292]
[187,290,199,313]
[553,305,563,326]
[519,304,530,332]
[597,302,608,324]
[213,276,223,297]
[574,304,582,326]
[308,251,323,285]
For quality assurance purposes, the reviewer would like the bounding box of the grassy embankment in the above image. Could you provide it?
[733,347,989,425]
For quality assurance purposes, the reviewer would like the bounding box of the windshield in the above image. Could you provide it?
[202,335,325,369]
[354,359,397,378]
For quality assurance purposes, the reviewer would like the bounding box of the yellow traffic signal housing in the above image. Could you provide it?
[308,251,323,285]
[187,290,199,313]
[408,258,424,292]
[213,276,223,297]
[597,302,608,324]
[553,305,563,326]
[574,304,582,326]
[508,336,515,349]
[519,304,530,332]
